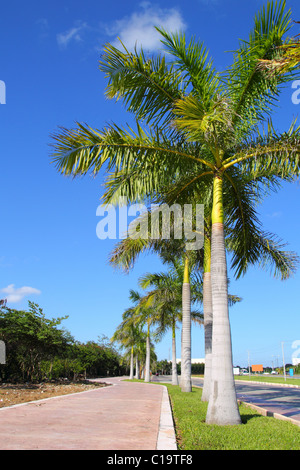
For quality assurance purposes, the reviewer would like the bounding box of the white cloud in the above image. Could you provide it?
[0,284,41,304]
[267,211,283,218]
[57,22,88,48]
[106,3,186,51]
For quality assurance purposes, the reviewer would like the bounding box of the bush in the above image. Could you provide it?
[0,303,126,382]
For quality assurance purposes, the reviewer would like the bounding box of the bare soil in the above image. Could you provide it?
[0,380,109,408]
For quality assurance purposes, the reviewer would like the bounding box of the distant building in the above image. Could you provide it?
[176,358,205,364]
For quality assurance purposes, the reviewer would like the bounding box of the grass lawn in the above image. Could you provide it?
[192,374,300,387]
[234,376,300,387]
[128,380,300,450]
[166,384,300,450]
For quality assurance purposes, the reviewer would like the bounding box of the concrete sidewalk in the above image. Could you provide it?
[0,377,177,450]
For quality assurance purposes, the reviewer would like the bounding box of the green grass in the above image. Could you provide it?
[166,385,300,450]
[234,375,300,386]
[192,374,300,386]
[127,379,300,450]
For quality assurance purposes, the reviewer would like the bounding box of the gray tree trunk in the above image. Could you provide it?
[172,321,179,386]
[135,356,140,379]
[201,272,213,401]
[206,223,241,425]
[144,332,151,382]
[129,347,134,380]
[181,282,192,392]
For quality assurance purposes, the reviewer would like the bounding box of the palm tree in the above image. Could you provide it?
[138,258,204,387]
[140,271,181,386]
[109,210,205,392]
[50,0,300,424]
[111,313,135,379]
[109,206,204,392]
[111,304,145,379]
[127,289,156,383]
[108,200,297,400]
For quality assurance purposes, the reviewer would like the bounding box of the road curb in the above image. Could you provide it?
[119,378,178,450]
[156,386,177,450]
[192,382,300,427]
[237,399,300,427]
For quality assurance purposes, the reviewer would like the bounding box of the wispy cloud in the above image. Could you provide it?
[266,211,283,218]
[0,284,41,304]
[57,21,88,48]
[36,18,50,39]
[105,2,186,51]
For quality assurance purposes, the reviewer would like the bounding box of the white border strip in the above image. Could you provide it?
[156,386,177,450]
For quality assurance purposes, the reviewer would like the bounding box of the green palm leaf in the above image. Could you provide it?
[99,41,184,132]
[226,0,295,137]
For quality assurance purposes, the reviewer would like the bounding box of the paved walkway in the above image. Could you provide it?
[0,377,177,450]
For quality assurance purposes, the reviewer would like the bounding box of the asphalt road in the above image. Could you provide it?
[152,375,300,424]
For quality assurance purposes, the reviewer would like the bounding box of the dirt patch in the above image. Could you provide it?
[0,380,109,408]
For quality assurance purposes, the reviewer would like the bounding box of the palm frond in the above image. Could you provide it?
[99,40,184,133]
[258,32,300,74]
[226,0,295,137]
[223,169,263,278]
[224,118,300,179]
[156,28,221,108]
[51,121,213,204]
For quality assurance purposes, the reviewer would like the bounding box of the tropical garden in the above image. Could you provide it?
[50,0,300,426]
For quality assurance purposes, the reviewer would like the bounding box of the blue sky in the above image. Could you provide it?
[0,0,299,368]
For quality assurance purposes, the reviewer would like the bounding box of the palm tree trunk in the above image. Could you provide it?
[181,254,192,392]
[135,355,140,379]
[172,318,179,386]
[206,174,241,425]
[201,235,213,401]
[144,321,151,382]
[129,346,134,379]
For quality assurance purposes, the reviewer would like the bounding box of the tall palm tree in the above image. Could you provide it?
[140,271,182,386]
[51,1,300,424]
[127,289,155,383]
[108,202,297,400]
[111,312,135,379]
[109,207,204,392]
[111,303,145,379]
[139,258,204,387]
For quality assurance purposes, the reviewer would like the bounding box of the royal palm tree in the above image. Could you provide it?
[111,313,135,379]
[51,1,300,424]
[109,208,206,392]
[108,200,297,400]
[140,270,182,386]
[111,303,145,379]
[139,258,204,387]
[127,289,156,383]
